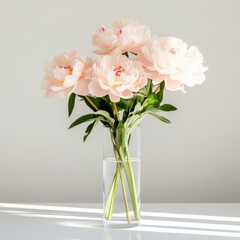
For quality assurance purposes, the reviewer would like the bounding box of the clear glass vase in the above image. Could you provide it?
[103,126,140,228]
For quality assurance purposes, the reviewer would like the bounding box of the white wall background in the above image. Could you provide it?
[0,0,240,202]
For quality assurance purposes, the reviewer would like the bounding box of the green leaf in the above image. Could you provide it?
[159,104,177,111]
[95,110,114,126]
[112,118,118,133]
[156,81,165,105]
[116,98,131,111]
[81,96,114,118]
[129,116,145,132]
[132,102,143,115]
[129,97,138,113]
[80,96,97,112]
[128,133,132,145]
[124,114,146,135]
[146,79,153,95]
[136,95,145,104]
[134,92,147,98]
[143,93,158,108]
[125,115,140,129]
[83,117,102,142]
[69,114,96,129]
[138,79,152,97]
[68,93,76,117]
[122,111,128,123]
[147,111,171,124]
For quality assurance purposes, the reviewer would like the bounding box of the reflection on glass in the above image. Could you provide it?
[104,228,141,240]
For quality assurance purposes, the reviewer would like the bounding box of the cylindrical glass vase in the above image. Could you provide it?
[103,126,140,228]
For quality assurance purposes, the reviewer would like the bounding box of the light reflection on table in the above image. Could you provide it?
[0,203,240,240]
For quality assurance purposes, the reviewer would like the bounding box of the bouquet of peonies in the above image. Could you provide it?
[42,19,207,224]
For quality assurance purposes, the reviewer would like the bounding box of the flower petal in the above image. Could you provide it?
[89,80,108,97]
[73,79,90,96]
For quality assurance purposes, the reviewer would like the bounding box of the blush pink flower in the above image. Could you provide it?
[42,51,92,97]
[89,52,147,102]
[92,19,151,55]
[138,37,208,91]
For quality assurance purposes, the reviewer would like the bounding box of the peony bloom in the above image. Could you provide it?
[92,19,151,55]
[138,37,208,91]
[89,52,147,102]
[42,51,92,98]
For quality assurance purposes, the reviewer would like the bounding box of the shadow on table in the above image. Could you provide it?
[0,203,240,239]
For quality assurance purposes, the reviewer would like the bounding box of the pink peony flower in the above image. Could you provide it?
[42,51,92,98]
[138,37,208,91]
[89,52,148,102]
[92,19,151,55]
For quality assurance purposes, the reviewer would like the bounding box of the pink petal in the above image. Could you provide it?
[89,80,108,97]
[165,78,183,91]
[121,90,133,99]
[109,92,120,102]
[73,79,90,96]
[64,75,77,87]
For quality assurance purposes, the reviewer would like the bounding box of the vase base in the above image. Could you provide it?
[104,220,140,228]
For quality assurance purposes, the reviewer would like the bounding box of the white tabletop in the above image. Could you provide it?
[0,203,240,240]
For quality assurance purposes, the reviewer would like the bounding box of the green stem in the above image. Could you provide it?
[118,162,131,223]
[113,102,120,121]
[104,169,119,219]
[104,130,140,222]
[108,167,119,219]
[85,96,99,111]
[119,145,140,220]
[105,134,120,219]
[126,145,140,220]
[105,142,131,222]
